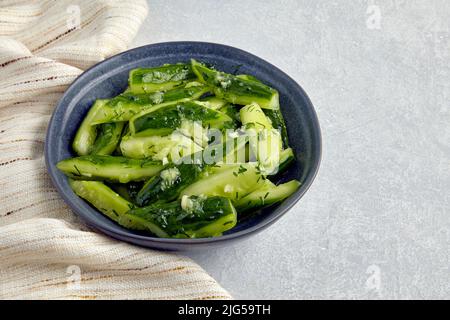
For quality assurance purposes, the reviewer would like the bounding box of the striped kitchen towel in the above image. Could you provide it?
[0,0,231,300]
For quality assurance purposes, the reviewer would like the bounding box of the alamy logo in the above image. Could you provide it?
[365,264,382,297]
[66,5,81,30]
[166,126,283,175]
[66,265,81,290]
[366,5,382,30]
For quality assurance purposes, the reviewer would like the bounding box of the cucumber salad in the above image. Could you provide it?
[57,60,300,238]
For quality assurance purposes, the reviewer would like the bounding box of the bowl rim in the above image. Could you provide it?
[45,41,322,246]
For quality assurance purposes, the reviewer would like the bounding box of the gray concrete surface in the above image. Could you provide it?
[131,0,449,299]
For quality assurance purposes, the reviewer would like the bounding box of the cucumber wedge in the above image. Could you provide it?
[125,196,237,238]
[236,74,262,83]
[69,180,145,229]
[263,109,289,147]
[200,96,229,110]
[72,99,108,156]
[108,181,143,202]
[120,132,202,161]
[232,74,289,146]
[276,147,295,174]
[179,163,265,201]
[219,104,241,129]
[135,163,204,206]
[129,100,232,136]
[252,129,283,175]
[91,85,209,124]
[176,119,211,148]
[236,179,300,211]
[57,155,164,183]
[240,102,272,130]
[128,64,195,93]
[118,213,169,238]
[90,122,124,155]
[191,59,279,109]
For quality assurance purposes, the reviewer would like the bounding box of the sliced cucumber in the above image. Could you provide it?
[119,213,169,237]
[90,122,124,155]
[70,180,167,234]
[263,109,289,147]
[135,163,204,206]
[179,163,265,201]
[191,59,279,110]
[72,99,108,156]
[133,128,175,137]
[236,74,262,83]
[240,102,272,130]
[128,64,195,93]
[236,179,300,211]
[219,104,241,128]
[233,74,289,146]
[125,196,237,238]
[120,132,202,161]
[176,119,210,147]
[69,180,141,227]
[253,129,283,175]
[90,86,209,124]
[276,147,295,174]
[158,84,208,101]
[129,100,232,136]
[179,197,237,238]
[200,96,229,110]
[57,155,164,183]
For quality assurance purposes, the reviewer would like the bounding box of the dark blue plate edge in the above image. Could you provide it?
[44,41,322,249]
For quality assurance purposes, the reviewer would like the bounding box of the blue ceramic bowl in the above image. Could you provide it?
[45,42,321,250]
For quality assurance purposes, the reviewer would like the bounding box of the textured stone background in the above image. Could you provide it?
[132,0,449,299]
